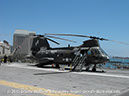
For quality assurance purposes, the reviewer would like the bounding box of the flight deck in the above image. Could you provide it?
[0,63,129,96]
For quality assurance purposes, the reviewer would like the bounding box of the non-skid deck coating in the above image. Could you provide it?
[0,63,129,96]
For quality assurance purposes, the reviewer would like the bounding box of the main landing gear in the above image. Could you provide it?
[85,64,105,72]
[85,64,97,72]
[92,64,96,72]
[55,64,60,68]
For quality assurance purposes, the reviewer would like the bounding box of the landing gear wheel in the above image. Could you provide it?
[101,70,106,73]
[36,63,43,67]
[92,64,96,72]
[86,67,90,71]
[55,64,60,68]
[92,67,96,72]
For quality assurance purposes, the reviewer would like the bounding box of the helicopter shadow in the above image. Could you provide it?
[29,64,106,75]
[83,70,106,73]
[28,63,60,69]
[34,71,70,75]
[31,63,70,75]
[34,70,106,76]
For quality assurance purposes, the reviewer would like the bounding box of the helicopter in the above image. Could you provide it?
[30,33,129,72]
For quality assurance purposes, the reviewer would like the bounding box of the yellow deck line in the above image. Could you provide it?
[0,80,83,96]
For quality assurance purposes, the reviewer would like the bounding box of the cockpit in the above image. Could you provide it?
[87,47,110,63]
[88,47,107,56]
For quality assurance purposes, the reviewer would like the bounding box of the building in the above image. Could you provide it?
[13,29,36,56]
[0,40,11,56]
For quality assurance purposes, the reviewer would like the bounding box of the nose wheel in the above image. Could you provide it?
[85,64,106,72]
[85,64,91,71]
[92,64,106,72]
[92,64,96,72]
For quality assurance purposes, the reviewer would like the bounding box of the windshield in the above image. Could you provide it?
[89,47,108,56]
[90,47,101,55]
[99,47,108,55]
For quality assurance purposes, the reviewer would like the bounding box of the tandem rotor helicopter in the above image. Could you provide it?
[30,33,129,72]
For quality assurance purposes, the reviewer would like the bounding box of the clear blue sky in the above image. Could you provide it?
[0,0,129,57]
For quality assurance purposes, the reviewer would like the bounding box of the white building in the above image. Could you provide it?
[0,40,11,56]
[13,29,36,56]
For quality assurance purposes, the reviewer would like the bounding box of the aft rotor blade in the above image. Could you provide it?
[47,35,76,43]
[46,38,60,45]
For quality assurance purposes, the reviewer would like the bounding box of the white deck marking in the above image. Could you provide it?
[5,63,129,79]
[75,72,129,79]
[6,63,69,72]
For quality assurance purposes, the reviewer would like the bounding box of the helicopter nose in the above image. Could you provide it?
[106,56,110,62]
[101,55,110,63]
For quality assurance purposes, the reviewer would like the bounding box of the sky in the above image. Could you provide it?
[0,0,129,57]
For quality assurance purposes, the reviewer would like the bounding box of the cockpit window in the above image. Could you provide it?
[90,48,101,55]
[88,47,108,57]
[100,48,108,55]
[94,49,100,54]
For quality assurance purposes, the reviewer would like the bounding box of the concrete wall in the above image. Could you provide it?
[13,29,35,56]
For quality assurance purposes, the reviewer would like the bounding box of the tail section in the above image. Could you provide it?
[31,37,50,55]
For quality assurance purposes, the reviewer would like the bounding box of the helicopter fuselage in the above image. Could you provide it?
[31,37,110,67]
[33,46,109,65]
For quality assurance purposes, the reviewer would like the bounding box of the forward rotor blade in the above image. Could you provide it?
[47,33,107,40]
[46,33,104,40]
[46,38,60,45]
[46,33,91,38]
[0,34,8,36]
[47,35,76,43]
[47,33,109,41]
[105,39,129,45]
[47,33,129,45]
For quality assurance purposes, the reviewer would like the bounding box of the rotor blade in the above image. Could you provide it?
[46,33,105,40]
[46,33,91,38]
[46,37,60,45]
[47,35,76,43]
[36,34,44,37]
[47,33,109,41]
[105,39,129,45]
[0,34,8,36]
[47,33,129,45]
[30,35,60,45]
